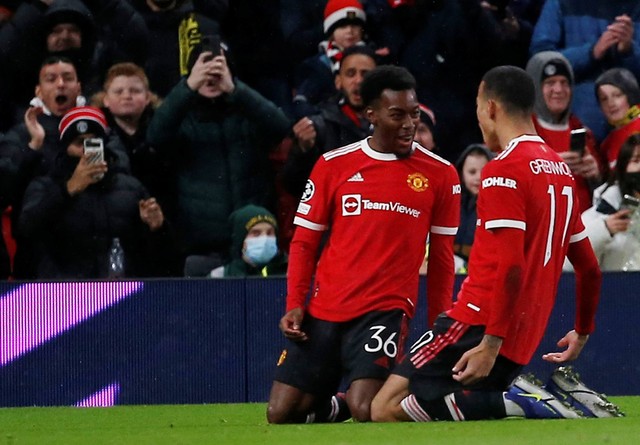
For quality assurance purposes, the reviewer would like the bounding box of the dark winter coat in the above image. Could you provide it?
[146,78,291,255]
[18,144,177,279]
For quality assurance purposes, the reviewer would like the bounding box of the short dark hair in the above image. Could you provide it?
[339,45,377,71]
[481,65,535,118]
[40,55,77,71]
[360,65,416,108]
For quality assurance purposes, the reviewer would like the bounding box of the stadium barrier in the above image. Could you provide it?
[0,272,637,407]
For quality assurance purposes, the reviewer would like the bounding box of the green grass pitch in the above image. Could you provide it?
[1,397,638,445]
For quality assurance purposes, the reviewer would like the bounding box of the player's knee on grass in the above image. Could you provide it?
[370,396,397,422]
[266,402,290,424]
[266,382,314,424]
[347,396,372,422]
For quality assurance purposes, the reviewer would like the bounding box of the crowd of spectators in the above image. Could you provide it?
[1,0,640,280]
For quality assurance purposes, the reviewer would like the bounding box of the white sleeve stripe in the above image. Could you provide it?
[293,216,327,231]
[431,225,458,235]
[485,219,526,230]
[569,229,588,243]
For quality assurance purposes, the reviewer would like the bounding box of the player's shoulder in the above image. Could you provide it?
[413,143,451,165]
[412,143,455,170]
[321,140,363,162]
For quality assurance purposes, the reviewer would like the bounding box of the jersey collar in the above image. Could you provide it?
[361,137,414,161]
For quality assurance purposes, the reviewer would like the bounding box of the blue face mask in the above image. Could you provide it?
[243,235,278,266]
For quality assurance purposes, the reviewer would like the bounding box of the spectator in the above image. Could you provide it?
[146,44,291,264]
[530,0,640,143]
[0,0,148,131]
[128,0,226,98]
[0,55,84,278]
[19,106,177,279]
[91,62,175,214]
[453,143,494,271]
[282,45,376,199]
[208,204,287,278]
[415,104,437,152]
[581,133,640,271]
[292,0,374,118]
[595,67,640,170]
[526,50,603,213]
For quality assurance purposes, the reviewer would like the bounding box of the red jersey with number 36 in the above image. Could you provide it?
[291,138,460,323]
[447,135,588,365]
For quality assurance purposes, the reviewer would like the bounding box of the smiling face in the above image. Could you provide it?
[542,75,571,119]
[597,84,631,124]
[367,89,420,158]
[35,61,81,117]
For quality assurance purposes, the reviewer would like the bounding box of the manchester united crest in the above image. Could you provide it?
[407,173,428,192]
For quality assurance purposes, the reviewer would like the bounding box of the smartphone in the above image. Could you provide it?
[200,34,221,61]
[621,194,640,212]
[569,128,587,156]
[83,138,105,179]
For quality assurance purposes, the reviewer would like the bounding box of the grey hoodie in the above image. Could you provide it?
[526,51,575,125]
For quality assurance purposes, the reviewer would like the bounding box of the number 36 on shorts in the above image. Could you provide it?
[364,325,398,357]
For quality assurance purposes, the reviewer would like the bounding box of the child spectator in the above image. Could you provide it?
[91,62,175,216]
[595,68,640,170]
[453,143,494,272]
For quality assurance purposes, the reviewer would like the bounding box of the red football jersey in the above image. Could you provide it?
[289,138,460,322]
[447,135,587,365]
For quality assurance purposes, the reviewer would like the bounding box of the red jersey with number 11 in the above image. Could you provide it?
[448,135,588,365]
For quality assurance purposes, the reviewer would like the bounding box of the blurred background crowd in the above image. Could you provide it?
[1,0,640,280]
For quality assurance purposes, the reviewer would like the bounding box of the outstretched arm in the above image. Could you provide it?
[543,236,602,363]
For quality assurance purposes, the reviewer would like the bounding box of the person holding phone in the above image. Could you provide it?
[18,106,178,278]
[146,39,291,266]
[580,133,640,271]
[526,51,603,213]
